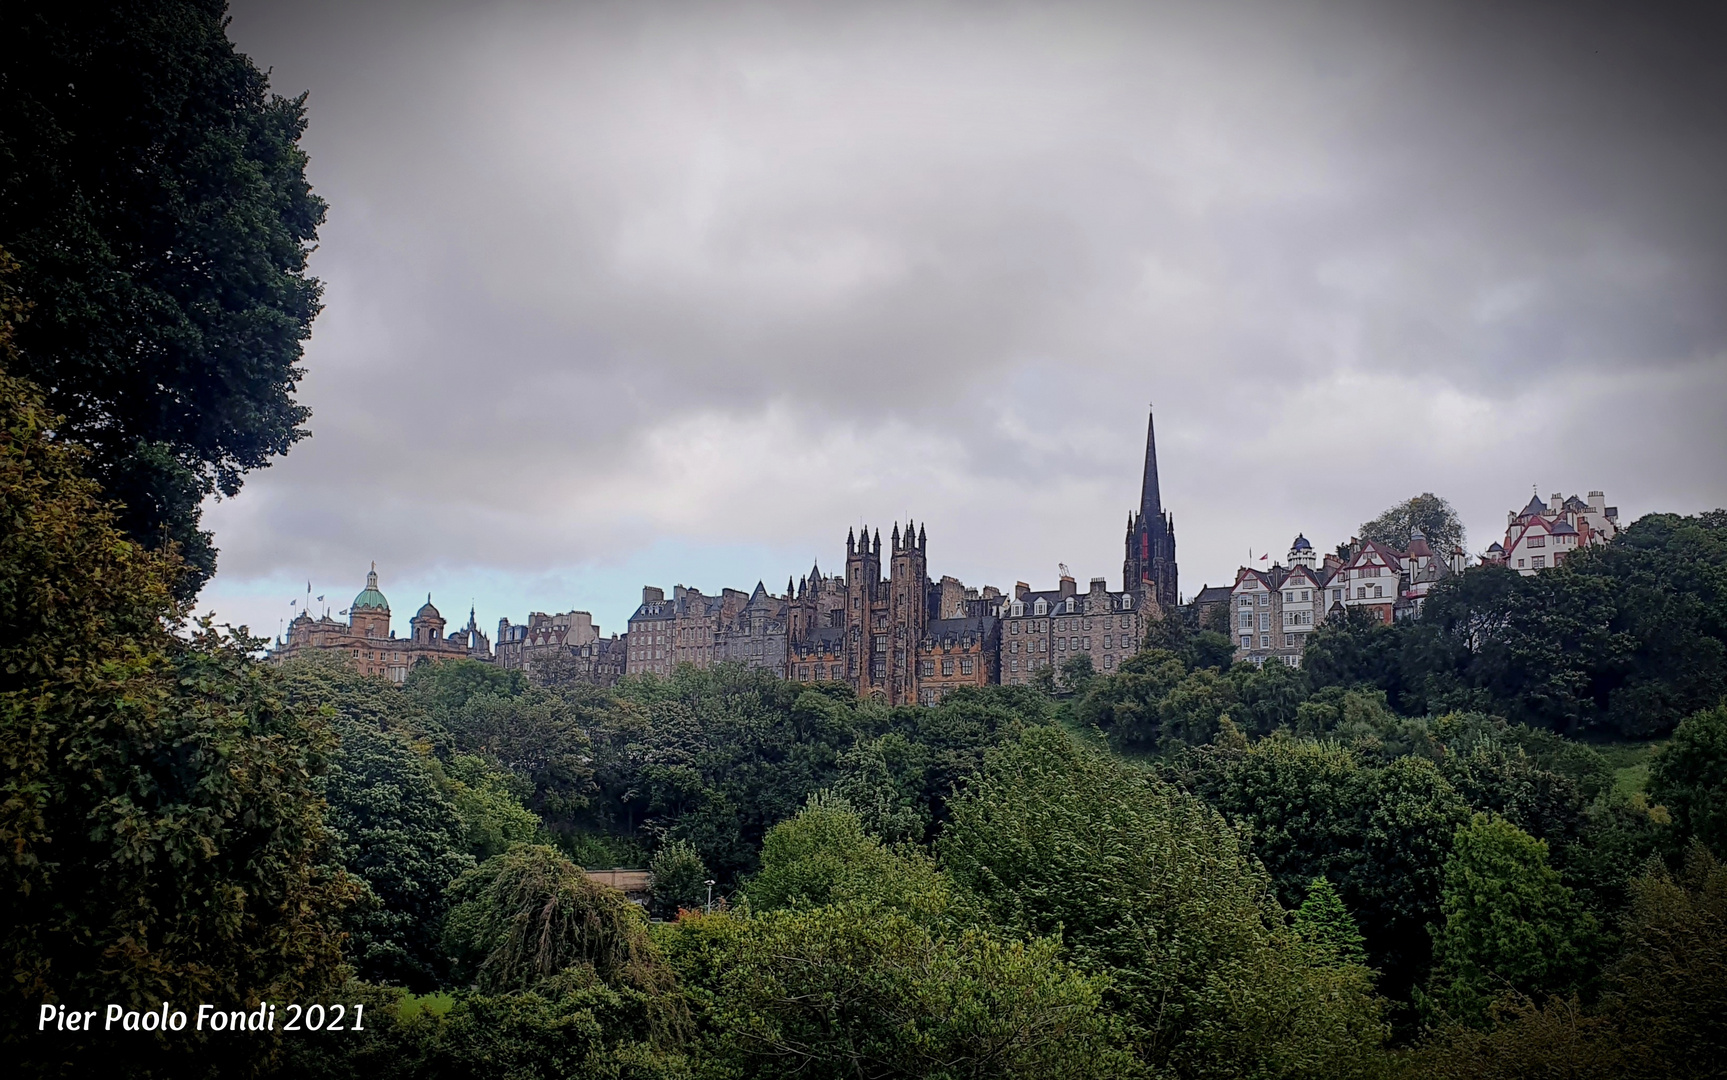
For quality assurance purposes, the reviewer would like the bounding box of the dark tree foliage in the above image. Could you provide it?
[283,982,692,1080]
[1648,703,1727,857]
[275,659,474,990]
[0,370,353,1074]
[941,728,1388,1076]
[1304,511,1727,737]
[1359,493,1465,555]
[1423,815,1601,1027]
[1408,845,1726,1080]
[404,660,597,824]
[442,845,680,1014]
[0,0,324,593]
[1294,877,1370,968]
[1175,736,1471,1003]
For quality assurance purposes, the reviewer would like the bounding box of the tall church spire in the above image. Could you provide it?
[1124,406,1178,610]
[1140,408,1162,522]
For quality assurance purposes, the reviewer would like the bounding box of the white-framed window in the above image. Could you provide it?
[1104,654,1114,669]
[1034,598,1048,615]
[1532,555,1546,569]
[1241,612,1253,628]
[1528,535,1546,549]
[1260,633,1271,648]
[960,658,974,675]
[1240,635,1252,650]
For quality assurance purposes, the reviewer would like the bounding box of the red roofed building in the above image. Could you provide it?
[1484,490,1620,575]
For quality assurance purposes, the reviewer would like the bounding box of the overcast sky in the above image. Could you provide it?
[204,0,1727,640]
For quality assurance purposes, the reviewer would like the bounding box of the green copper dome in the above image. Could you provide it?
[352,567,390,612]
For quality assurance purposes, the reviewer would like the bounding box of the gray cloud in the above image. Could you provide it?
[204,0,1727,634]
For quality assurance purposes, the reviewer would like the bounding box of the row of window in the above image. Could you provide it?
[1009,615,1133,634]
[918,657,978,677]
[1239,631,1308,650]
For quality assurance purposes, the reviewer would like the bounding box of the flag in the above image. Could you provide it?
[316,595,325,602]
[290,600,297,607]
[1259,553,1268,561]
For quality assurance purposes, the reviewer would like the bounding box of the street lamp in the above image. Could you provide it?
[704,879,716,915]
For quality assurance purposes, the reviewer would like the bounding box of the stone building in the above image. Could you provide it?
[1484,490,1620,575]
[272,567,489,681]
[495,609,598,672]
[783,522,1002,705]
[624,587,675,677]
[494,609,625,686]
[715,582,789,674]
[917,616,1000,703]
[625,582,788,679]
[1000,573,1147,686]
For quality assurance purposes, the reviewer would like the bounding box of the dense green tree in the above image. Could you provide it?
[1294,877,1370,968]
[404,658,527,720]
[1407,845,1727,1080]
[1059,651,1098,695]
[743,796,948,922]
[1424,815,1601,1026]
[274,658,476,988]
[443,688,597,821]
[662,906,1134,1080]
[1648,703,1727,856]
[828,732,935,843]
[648,839,710,920]
[1333,512,1727,737]
[1359,493,1465,555]
[1177,736,1469,1000]
[442,844,682,1024]
[284,982,693,1080]
[1437,737,1588,845]
[0,370,354,1072]
[444,753,544,860]
[0,1,326,593]
[941,728,1387,1077]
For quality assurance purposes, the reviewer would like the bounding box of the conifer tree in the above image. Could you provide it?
[1295,877,1370,967]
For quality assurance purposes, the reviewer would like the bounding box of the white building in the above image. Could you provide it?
[1487,490,1620,575]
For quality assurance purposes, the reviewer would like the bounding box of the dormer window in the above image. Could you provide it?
[1034,599,1048,616]
[1010,600,1025,617]
[1122,596,1132,609]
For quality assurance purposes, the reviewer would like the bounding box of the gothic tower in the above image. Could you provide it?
[845,526,882,695]
[887,520,929,704]
[1123,409,1179,610]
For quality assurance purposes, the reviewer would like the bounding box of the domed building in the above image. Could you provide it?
[272,565,491,681]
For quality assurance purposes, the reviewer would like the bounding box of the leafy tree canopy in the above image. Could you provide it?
[940,727,1387,1076]
[0,369,353,1071]
[1,0,325,593]
[1359,493,1465,556]
[1424,814,1601,1026]
[1648,703,1727,857]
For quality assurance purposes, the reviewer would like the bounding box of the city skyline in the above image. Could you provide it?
[197,0,1726,642]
